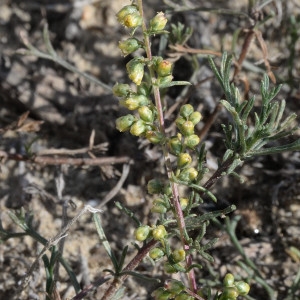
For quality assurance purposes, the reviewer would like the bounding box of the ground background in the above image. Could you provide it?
[0,0,300,299]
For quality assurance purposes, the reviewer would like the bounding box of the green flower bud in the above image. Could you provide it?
[157,75,173,87]
[189,111,202,125]
[126,58,145,85]
[234,281,250,296]
[152,225,167,240]
[147,178,164,194]
[115,114,136,132]
[184,134,200,149]
[138,106,154,122]
[164,279,185,295]
[151,203,167,214]
[179,121,194,136]
[137,82,151,96]
[135,225,150,241]
[118,38,141,56]
[130,120,146,136]
[149,12,168,31]
[112,83,131,97]
[177,153,192,168]
[120,94,149,110]
[149,247,165,260]
[180,104,194,118]
[164,262,178,274]
[174,293,193,300]
[123,12,142,28]
[180,198,188,210]
[168,135,182,156]
[224,273,235,287]
[172,249,186,263]
[152,287,172,300]
[219,287,239,300]
[156,60,173,77]
[178,167,198,182]
[116,5,139,24]
[146,131,164,144]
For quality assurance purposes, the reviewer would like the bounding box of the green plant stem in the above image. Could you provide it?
[137,0,197,292]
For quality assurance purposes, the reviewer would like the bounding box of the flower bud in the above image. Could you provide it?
[115,114,135,132]
[126,58,145,85]
[149,12,168,32]
[138,106,154,122]
[149,247,165,260]
[156,60,173,77]
[234,281,250,296]
[168,136,182,156]
[112,83,131,97]
[189,111,202,125]
[179,121,194,136]
[219,287,239,300]
[147,178,164,194]
[130,119,146,136]
[120,94,149,110]
[172,249,186,263]
[177,153,192,168]
[117,5,138,22]
[164,279,185,295]
[152,225,167,240]
[184,134,200,149]
[151,203,167,214]
[180,198,189,210]
[164,262,178,274]
[157,75,173,87]
[180,104,194,118]
[146,131,164,144]
[224,273,235,287]
[178,167,198,182]
[137,82,151,96]
[174,293,193,300]
[123,12,142,28]
[135,225,150,241]
[118,38,141,56]
[152,287,172,300]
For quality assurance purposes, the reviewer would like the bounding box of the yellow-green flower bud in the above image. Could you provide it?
[118,38,141,56]
[126,58,145,85]
[224,273,235,287]
[135,225,150,241]
[164,262,178,274]
[146,131,164,144]
[112,83,131,97]
[184,134,200,149]
[168,136,182,156]
[177,153,192,168]
[149,12,168,31]
[147,178,164,194]
[115,114,135,132]
[180,104,194,118]
[172,249,186,263]
[151,203,167,214]
[219,287,239,300]
[156,60,173,77]
[157,75,173,87]
[152,225,167,240]
[189,111,202,125]
[179,121,194,136]
[174,293,193,300]
[120,94,149,110]
[138,106,154,122]
[164,279,185,295]
[152,287,172,300]
[234,281,250,296]
[178,167,198,182]
[123,13,142,28]
[130,120,146,136]
[149,247,165,260]
[117,5,138,23]
[179,198,188,210]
